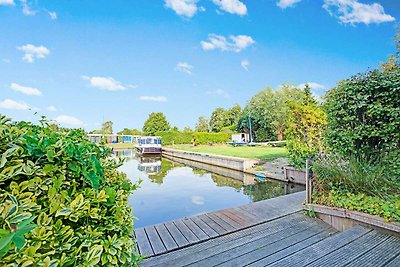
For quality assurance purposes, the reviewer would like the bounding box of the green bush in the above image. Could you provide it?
[155,131,192,145]
[313,188,400,222]
[192,132,231,145]
[324,69,400,159]
[0,116,140,266]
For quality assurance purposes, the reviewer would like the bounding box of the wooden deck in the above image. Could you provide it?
[135,191,306,258]
[141,212,400,266]
[136,191,400,266]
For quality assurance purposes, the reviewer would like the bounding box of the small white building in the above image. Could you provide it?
[231,133,250,143]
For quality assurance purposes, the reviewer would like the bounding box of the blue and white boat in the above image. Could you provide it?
[135,136,162,155]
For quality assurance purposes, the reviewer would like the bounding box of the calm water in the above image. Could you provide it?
[116,149,304,228]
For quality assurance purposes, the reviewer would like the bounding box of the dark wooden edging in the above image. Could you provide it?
[305,204,400,234]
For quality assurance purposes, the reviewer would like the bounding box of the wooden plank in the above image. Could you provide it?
[182,218,209,241]
[346,235,400,267]
[197,214,228,235]
[219,226,333,267]
[164,221,189,247]
[248,229,337,267]
[135,228,154,256]
[267,225,371,267]
[213,211,243,229]
[141,213,309,267]
[307,230,389,267]
[145,226,167,255]
[190,216,219,238]
[154,224,178,251]
[386,253,400,267]
[187,223,321,266]
[173,220,199,244]
[206,213,236,232]
[221,209,251,227]
[230,207,261,225]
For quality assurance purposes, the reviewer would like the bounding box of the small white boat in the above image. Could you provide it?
[135,136,162,155]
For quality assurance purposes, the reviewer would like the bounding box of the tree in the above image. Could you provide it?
[237,86,304,141]
[209,107,228,132]
[183,126,193,133]
[102,120,113,134]
[286,91,327,168]
[195,116,209,132]
[117,128,142,135]
[142,112,170,135]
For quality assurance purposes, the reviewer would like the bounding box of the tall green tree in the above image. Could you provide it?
[102,120,113,134]
[286,90,327,167]
[209,107,228,132]
[195,116,209,132]
[117,128,142,135]
[142,112,170,135]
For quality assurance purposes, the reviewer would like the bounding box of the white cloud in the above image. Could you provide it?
[241,59,249,71]
[206,89,230,98]
[175,62,193,75]
[0,99,30,110]
[323,0,395,25]
[47,105,57,112]
[277,0,302,9]
[21,0,36,16]
[54,115,84,127]
[165,0,199,18]
[82,76,128,91]
[48,11,57,20]
[17,44,50,63]
[139,96,167,102]
[212,0,247,16]
[297,82,326,90]
[10,83,42,96]
[191,195,205,205]
[201,34,255,52]
[0,0,14,6]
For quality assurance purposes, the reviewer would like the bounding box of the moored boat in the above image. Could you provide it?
[135,136,162,155]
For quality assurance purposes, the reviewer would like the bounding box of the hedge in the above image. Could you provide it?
[192,132,232,145]
[155,131,192,145]
[0,116,139,266]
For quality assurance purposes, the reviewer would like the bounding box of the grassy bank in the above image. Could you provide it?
[167,144,288,159]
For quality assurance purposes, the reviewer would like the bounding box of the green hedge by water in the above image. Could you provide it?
[192,132,232,145]
[0,116,140,266]
[155,131,193,145]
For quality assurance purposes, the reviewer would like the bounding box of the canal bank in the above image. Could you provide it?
[162,148,306,185]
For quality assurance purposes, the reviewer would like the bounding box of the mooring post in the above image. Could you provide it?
[305,157,311,204]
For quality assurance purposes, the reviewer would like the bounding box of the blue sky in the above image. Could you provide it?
[0,0,399,132]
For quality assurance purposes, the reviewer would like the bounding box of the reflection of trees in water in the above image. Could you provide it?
[243,181,285,202]
[210,174,243,191]
[147,158,184,184]
[192,168,208,176]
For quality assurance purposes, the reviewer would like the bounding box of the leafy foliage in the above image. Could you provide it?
[195,116,209,132]
[192,132,232,145]
[237,86,304,142]
[142,112,170,136]
[0,115,139,266]
[286,89,327,168]
[209,105,241,133]
[313,189,399,222]
[324,69,400,159]
[117,128,142,136]
[155,131,193,145]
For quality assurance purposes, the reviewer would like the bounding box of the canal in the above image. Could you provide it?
[115,149,304,228]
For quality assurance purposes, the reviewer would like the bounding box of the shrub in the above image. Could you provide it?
[324,69,400,159]
[0,116,139,266]
[192,132,231,145]
[155,131,192,146]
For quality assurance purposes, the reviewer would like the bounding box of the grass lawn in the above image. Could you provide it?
[106,143,136,149]
[167,144,288,159]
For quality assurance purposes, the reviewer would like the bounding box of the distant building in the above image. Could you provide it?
[86,134,141,144]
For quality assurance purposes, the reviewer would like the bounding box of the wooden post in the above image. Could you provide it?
[305,157,311,204]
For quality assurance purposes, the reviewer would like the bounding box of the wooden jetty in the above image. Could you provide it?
[136,191,400,266]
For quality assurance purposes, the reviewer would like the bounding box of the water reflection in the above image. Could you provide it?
[115,149,304,228]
